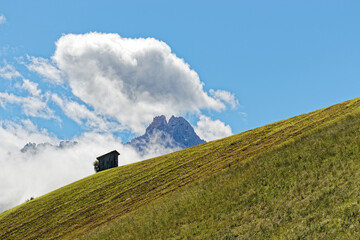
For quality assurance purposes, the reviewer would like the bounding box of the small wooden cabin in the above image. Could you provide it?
[96,150,120,172]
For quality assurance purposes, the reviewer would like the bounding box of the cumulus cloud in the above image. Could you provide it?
[0,14,6,24]
[194,115,232,142]
[26,56,64,84]
[31,32,234,134]
[0,64,22,80]
[209,89,238,109]
[0,119,142,213]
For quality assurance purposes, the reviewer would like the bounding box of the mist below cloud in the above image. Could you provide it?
[0,120,181,213]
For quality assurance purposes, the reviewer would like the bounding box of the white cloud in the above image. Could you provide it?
[0,120,56,148]
[0,64,22,80]
[26,56,64,84]
[209,89,238,109]
[0,92,55,119]
[0,14,6,24]
[194,115,232,142]
[45,32,230,134]
[22,79,41,96]
[52,94,119,132]
[0,65,56,120]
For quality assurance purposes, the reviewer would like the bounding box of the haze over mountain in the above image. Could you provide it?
[20,141,78,154]
[19,115,205,157]
[128,115,206,155]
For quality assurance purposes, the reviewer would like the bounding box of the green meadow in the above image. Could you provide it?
[2,97,360,239]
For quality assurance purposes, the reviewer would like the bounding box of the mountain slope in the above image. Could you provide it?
[1,97,360,239]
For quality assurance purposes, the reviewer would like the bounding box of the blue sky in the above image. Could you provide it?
[1,1,360,139]
[1,1,360,211]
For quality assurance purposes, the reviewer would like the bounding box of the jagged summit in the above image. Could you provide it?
[128,115,205,154]
[145,115,168,134]
[167,116,203,148]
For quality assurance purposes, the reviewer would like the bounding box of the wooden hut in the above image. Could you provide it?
[96,150,120,172]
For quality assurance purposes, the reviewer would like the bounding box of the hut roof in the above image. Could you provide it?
[96,150,120,160]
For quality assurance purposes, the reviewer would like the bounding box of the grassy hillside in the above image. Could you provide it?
[1,98,360,239]
[84,111,360,239]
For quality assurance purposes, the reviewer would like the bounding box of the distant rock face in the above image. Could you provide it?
[20,141,78,154]
[128,115,205,155]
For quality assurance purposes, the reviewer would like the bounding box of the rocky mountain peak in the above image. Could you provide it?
[168,116,187,127]
[145,115,168,134]
[128,115,205,155]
